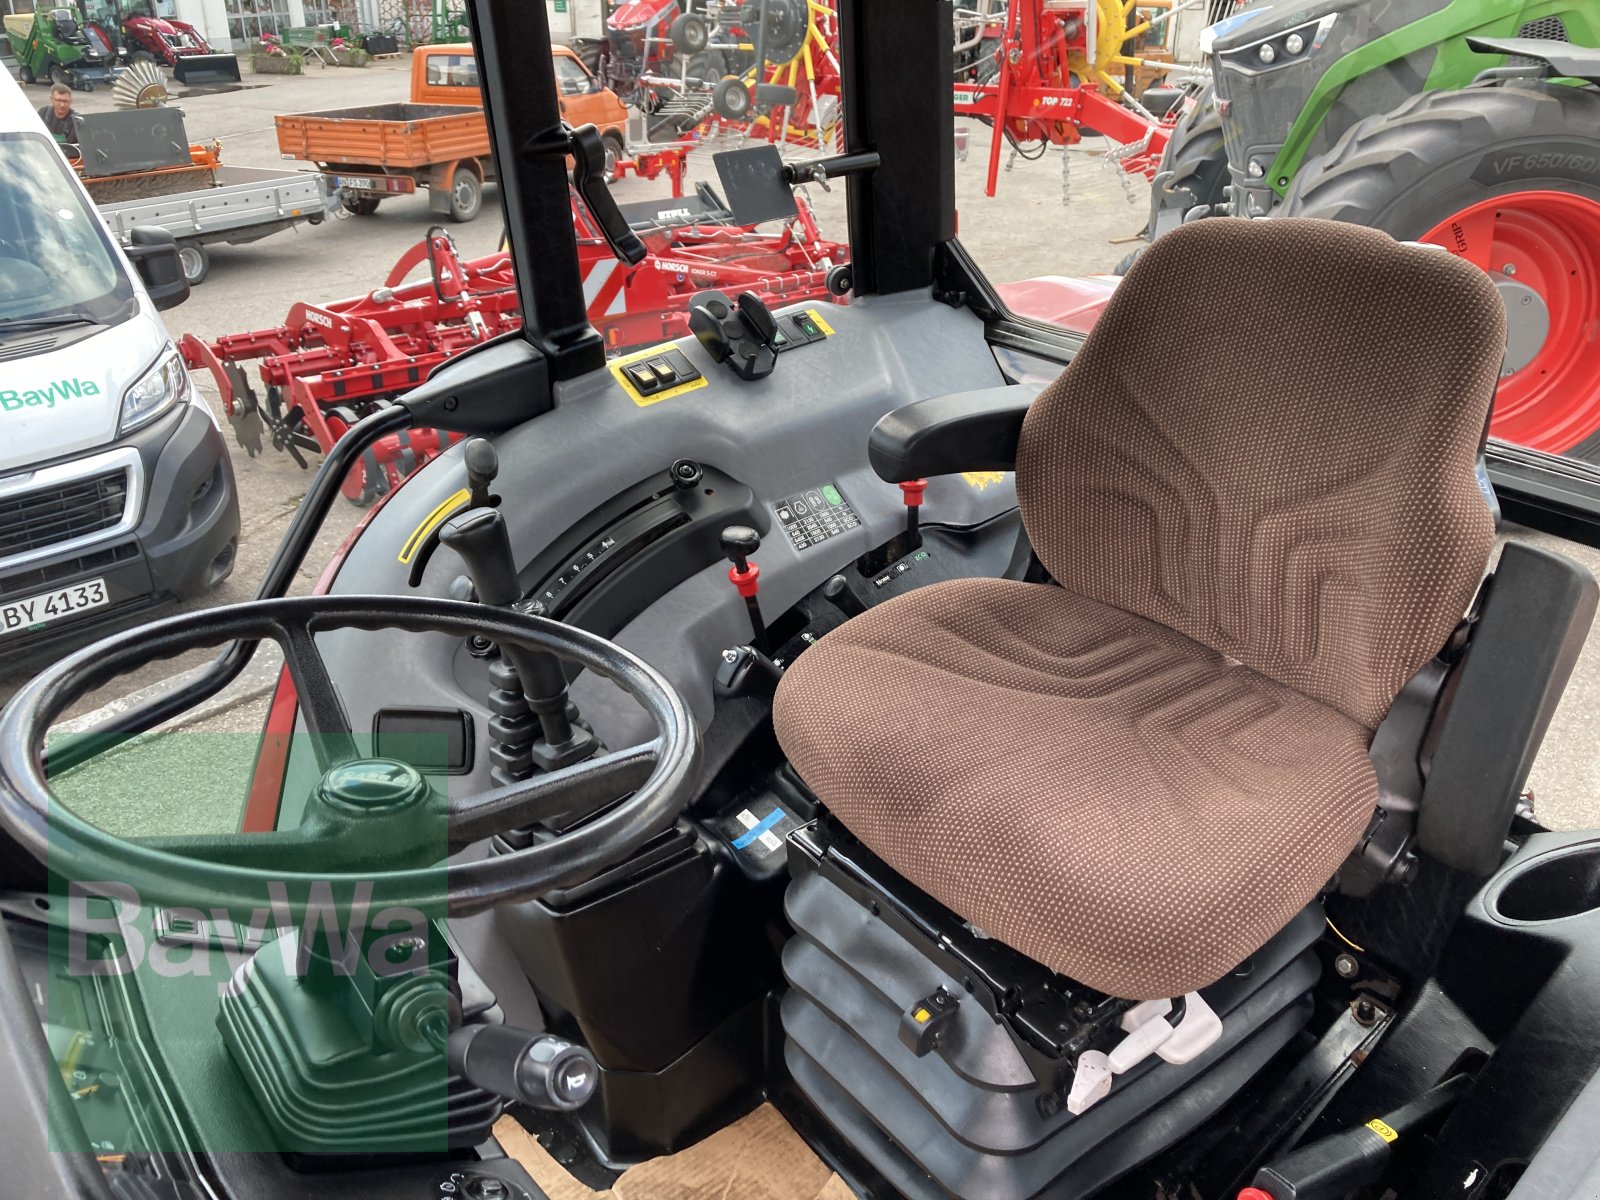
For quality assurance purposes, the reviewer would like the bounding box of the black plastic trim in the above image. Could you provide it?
[839,0,955,294]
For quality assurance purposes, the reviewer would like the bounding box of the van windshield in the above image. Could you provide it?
[0,132,136,332]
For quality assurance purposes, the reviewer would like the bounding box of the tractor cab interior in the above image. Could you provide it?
[5,3,1600,1200]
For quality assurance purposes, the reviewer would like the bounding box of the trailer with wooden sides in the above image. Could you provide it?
[274,102,494,223]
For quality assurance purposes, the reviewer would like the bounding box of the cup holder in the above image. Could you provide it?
[1493,842,1600,923]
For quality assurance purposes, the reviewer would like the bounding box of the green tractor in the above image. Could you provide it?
[1140,0,1600,459]
[6,4,123,90]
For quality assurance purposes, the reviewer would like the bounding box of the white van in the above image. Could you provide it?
[0,72,239,648]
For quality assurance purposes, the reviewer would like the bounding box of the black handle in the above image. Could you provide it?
[439,508,522,608]
[448,1024,598,1112]
[720,525,761,570]
[464,437,499,508]
[783,151,882,185]
[570,123,647,266]
[822,574,866,618]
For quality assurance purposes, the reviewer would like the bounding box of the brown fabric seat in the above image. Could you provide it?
[774,218,1507,1000]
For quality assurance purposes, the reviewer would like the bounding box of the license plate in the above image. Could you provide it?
[333,174,414,195]
[1,578,109,637]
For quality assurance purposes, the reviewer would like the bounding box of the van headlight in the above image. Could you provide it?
[121,345,188,434]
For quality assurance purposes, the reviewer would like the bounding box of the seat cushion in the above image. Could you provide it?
[773,577,1379,1000]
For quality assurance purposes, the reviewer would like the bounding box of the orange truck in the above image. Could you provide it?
[274,44,628,224]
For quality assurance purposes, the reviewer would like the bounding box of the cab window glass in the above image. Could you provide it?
[554,55,593,96]
[425,54,479,89]
[950,4,1600,475]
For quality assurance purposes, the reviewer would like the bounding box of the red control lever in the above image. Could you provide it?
[899,478,927,552]
[720,525,769,654]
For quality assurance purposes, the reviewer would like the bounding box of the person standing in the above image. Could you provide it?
[37,84,80,144]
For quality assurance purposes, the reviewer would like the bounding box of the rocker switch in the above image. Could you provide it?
[898,988,959,1057]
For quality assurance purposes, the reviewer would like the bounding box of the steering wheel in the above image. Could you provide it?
[0,596,700,917]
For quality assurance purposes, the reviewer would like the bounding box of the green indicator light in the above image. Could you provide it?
[822,485,843,506]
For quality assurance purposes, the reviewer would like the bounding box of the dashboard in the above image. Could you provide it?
[317,294,1023,777]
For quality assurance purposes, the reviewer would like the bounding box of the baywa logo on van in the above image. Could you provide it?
[1,377,102,413]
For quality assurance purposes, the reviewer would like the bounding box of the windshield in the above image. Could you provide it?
[0,132,136,330]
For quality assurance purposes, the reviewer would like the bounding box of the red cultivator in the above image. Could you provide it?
[181,192,848,504]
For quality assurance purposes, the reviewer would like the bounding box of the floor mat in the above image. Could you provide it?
[494,1103,854,1199]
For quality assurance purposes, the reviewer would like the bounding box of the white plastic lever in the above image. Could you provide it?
[1107,1008,1177,1074]
[1066,1050,1112,1115]
[1155,991,1222,1065]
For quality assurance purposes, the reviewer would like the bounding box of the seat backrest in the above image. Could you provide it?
[1016,218,1504,730]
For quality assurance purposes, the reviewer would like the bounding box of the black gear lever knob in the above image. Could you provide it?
[464,438,499,508]
[720,525,761,571]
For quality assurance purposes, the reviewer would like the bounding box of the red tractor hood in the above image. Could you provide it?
[608,0,678,31]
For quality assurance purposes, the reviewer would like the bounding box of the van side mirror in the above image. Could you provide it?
[125,226,191,312]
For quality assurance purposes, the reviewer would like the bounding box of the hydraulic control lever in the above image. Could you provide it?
[568,123,647,266]
[720,525,770,654]
[689,289,778,381]
[440,507,598,772]
[899,478,927,553]
[448,1024,598,1112]
[406,438,501,588]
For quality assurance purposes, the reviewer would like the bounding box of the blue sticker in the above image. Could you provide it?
[732,808,786,850]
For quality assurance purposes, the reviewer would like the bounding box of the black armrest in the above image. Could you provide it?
[1418,540,1599,875]
[867,383,1043,483]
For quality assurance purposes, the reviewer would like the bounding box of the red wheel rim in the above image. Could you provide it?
[1421,190,1600,457]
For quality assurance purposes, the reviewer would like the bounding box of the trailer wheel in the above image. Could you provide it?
[177,241,209,285]
[345,195,381,216]
[670,13,708,54]
[447,167,483,223]
[601,132,625,184]
[1281,83,1600,462]
[713,76,751,121]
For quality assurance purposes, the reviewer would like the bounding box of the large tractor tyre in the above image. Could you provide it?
[1281,83,1600,462]
[131,50,157,66]
[683,49,727,85]
[1145,83,1228,240]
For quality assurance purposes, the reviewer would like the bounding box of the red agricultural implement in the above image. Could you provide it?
[954,0,1179,196]
[181,192,848,504]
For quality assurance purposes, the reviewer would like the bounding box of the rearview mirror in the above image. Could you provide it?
[125,225,191,312]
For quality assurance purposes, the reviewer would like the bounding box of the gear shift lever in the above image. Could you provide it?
[721,525,769,655]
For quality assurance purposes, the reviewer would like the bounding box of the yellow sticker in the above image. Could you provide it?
[610,343,710,408]
[399,487,471,565]
[961,470,1009,491]
[803,308,835,337]
[1365,1118,1399,1144]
